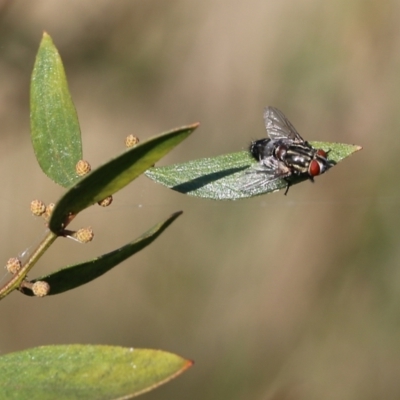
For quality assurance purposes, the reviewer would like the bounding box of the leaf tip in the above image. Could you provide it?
[171,210,183,218]
[184,359,195,370]
[190,122,200,130]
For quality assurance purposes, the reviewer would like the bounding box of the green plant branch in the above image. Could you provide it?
[0,209,79,299]
[0,229,58,300]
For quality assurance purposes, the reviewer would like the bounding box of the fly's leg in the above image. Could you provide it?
[284,179,291,195]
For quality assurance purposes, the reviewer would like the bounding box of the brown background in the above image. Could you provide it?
[0,1,399,399]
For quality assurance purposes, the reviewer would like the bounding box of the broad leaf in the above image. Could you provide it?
[30,32,82,188]
[22,212,182,296]
[49,123,198,233]
[0,345,193,400]
[145,142,362,200]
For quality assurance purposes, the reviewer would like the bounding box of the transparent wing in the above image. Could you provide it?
[240,157,291,192]
[263,106,304,143]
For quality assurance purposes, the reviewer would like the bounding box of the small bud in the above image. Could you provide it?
[125,135,139,148]
[32,281,50,297]
[6,257,21,274]
[74,227,94,243]
[76,160,91,176]
[43,203,55,221]
[98,195,113,207]
[30,199,46,216]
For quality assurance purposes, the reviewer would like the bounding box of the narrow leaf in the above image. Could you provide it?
[22,212,182,296]
[49,123,198,233]
[0,345,193,400]
[145,142,362,200]
[30,32,83,188]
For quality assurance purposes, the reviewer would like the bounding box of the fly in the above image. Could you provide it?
[243,106,333,195]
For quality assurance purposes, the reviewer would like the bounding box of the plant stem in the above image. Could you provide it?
[0,229,58,299]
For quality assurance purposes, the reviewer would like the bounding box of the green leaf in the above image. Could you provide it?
[22,212,182,296]
[145,142,362,200]
[30,32,83,188]
[49,123,198,233]
[0,345,193,400]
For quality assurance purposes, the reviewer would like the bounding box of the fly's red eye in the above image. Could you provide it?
[309,160,321,176]
[316,149,328,158]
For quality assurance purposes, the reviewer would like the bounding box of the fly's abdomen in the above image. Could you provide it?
[249,138,274,161]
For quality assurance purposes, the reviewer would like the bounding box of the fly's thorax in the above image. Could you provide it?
[280,143,315,174]
[274,143,288,161]
[277,143,332,177]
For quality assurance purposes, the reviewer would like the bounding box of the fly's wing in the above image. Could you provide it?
[240,156,291,192]
[263,106,304,143]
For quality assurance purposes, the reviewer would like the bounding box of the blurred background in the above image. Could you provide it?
[0,0,399,399]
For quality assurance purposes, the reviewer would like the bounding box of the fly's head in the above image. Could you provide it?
[308,148,334,178]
